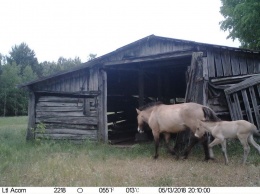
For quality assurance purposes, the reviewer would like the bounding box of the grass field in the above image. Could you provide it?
[0,116,260,186]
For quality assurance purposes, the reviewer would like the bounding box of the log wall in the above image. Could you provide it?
[28,67,103,141]
[35,95,98,140]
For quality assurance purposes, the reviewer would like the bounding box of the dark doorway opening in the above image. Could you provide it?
[105,56,192,144]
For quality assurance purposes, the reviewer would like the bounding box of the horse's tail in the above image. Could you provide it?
[252,126,260,137]
[202,106,220,121]
[254,130,260,137]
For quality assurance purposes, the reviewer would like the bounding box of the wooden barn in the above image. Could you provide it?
[20,35,260,143]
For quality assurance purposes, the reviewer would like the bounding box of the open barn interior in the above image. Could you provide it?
[105,55,192,144]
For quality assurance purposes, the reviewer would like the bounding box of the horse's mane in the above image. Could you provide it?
[202,107,221,122]
[139,101,163,111]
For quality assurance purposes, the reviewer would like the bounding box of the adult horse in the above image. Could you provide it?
[136,102,220,159]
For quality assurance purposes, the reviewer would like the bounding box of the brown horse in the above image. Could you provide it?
[136,102,220,159]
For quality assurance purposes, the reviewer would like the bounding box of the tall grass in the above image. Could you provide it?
[0,116,259,186]
[0,116,156,186]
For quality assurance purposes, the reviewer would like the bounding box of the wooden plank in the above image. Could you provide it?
[26,90,36,140]
[225,93,235,120]
[254,57,260,73]
[214,50,223,77]
[257,85,260,97]
[38,96,83,103]
[225,75,260,94]
[207,51,215,78]
[36,109,97,117]
[247,56,255,74]
[233,93,243,119]
[241,89,254,123]
[36,106,83,112]
[36,116,98,125]
[35,133,97,140]
[221,50,232,76]
[239,55,248,75]
[249,86,260,128]
[88,67,99,91]
[98,69,108,142]
[202,57,209,81]
[35,90,100,98]
[36,111,85,118]
[44,123,97,130]
[202,57,208,106]
[107,112,127,122]
[36,101,83,107]
[230,53,240,75]
[211,74,256,85]
[185,52,204,104]
[105,50,193,66]
[35,128,98,135]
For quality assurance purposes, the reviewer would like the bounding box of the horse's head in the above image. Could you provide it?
[136,108,146,133]
[194,120,206,138]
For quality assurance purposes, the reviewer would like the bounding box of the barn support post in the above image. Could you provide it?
[202,55,209,106]
[26,88,36,140]
[185,52,204,104]
[98,69,108,142]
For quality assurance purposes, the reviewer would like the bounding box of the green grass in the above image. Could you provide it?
[0,116,260,187]
[0,116,156,186]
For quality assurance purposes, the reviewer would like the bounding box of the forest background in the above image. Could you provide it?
[0,42,96,116]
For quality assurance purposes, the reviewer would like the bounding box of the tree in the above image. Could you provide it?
[0,64,22,116]
[0,53,3,74]
[87,53,97,61]
[220,0,260,50]
[6,43,43,76]
[40,57,82,76]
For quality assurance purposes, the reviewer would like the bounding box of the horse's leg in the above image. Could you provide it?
[238,135,250,165]
[152,131,160,159]
[208,138,225,162]
[200,135,212,161]
[207,135,215,159]
[208,138,222,148]
[164,133,177,156]
[248,134,260,154]
[182,136,199,159]
[220,139,229,165]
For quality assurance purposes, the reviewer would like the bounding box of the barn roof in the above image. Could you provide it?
[19,34,260,88]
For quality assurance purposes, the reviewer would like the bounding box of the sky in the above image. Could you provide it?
[0,0,240,63]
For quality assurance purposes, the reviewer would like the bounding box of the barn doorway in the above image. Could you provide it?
[105,55,192,144]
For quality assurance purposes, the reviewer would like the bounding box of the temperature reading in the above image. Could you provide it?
[126,187,139,193]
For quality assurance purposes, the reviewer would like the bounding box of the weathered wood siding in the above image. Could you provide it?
[27,67,104,141]
[32,68,99,93]
[205,49,260,118]
[106,37,195,62]
[207,50,260,78]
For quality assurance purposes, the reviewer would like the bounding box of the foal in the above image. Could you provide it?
[195,120,260,165]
